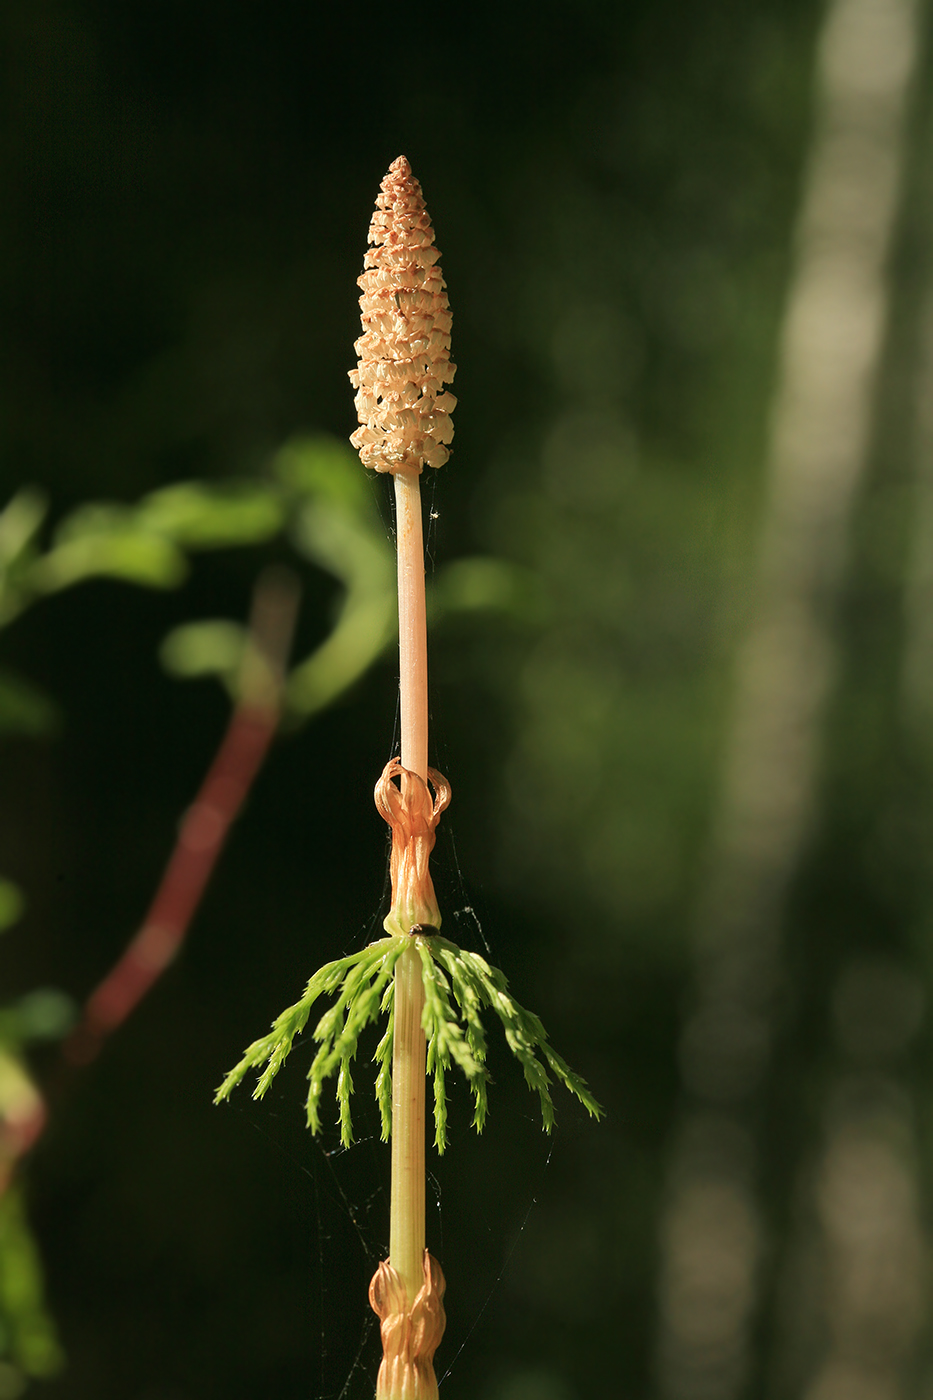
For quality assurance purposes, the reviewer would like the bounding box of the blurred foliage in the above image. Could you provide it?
[0,1186,62,1390]
[2,1,932,1399]
[0,478,287,629]
[0,992,75,1391]
[0,891,24,943]
[160,436,534,718]
[0,421,532,1389]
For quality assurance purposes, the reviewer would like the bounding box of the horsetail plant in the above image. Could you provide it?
[216,156,602,1400]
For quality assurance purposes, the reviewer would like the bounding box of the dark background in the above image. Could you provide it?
[3,2,932,1398]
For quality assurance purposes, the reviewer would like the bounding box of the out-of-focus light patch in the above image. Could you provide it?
[0,1365,24,1400]
[678,999,770,1106]
[541,409,637,509]
[483,1367,573,1400]
[901,290,933,736]
[506,643,705,921]
[547,302,645,404]
[586,806,686,920]
[832,958,925,1064]
[654,0,919,1396]
[780,960,927,1400]
[657,1115,760,1400]
[820,0,915,96]
[659,1180,757,1389]
[513,641,622,800]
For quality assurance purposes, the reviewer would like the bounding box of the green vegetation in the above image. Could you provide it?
[216,930,601,1153]
[4,1,933,1398]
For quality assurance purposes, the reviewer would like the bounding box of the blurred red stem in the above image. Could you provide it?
[64,707,274,1063]
[64,568,298,1066]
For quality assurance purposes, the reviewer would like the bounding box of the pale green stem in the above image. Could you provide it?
[390,468,428,1305]
[389,940,427,1304]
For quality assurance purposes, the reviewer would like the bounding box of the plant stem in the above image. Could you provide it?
[64,568,299,1067]
[390,939,427,1303]
[390,468,428,1305]
[394,471,429,784]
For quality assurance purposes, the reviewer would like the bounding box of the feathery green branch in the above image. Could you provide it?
[217,931,602,1152]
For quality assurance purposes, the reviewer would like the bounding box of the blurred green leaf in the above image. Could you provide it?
[286,498,395,720]
[274,437,536,720]
[0,672,58,738]
[159,620,247,685]
[284,585,396,719]
[0,493,47,573]
[273,435,374,512]
[0,492,49,627]
[1,479,287,625]
[0,1187,63,1379]
[292,495,392,590]
[0,1359,26,1399]
[50,502,134,545]
[243,435,397,721]
[135,480,285,548]
[0,992,74,1046]
[0,884,23,937]
[429,557,544,625]
[29,531,187,594]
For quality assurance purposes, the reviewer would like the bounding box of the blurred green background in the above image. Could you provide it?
[3,0,933,1397]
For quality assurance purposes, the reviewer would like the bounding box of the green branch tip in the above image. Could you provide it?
[215,932,603,1153]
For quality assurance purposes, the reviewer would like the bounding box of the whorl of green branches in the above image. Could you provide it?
[215,931,603,1152]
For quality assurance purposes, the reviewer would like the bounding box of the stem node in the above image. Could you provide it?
[370,1250,447,1400]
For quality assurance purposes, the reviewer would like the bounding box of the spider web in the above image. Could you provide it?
[223,470,556,1397]
[225,879,556,1399]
